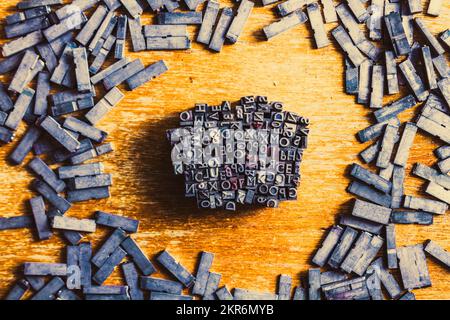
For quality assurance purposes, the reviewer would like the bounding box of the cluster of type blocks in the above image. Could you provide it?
[167,96,310,210]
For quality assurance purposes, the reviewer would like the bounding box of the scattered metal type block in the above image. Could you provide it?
[209,8,234,52]
[365,265,382,300]
[203,272,221,300]
[308,268,321,300]
[25,275,46,291]
[34,72,51,116]
[52,216,96,233]
[88,11,118,56]
[397,244,431,290]
[403,195,448,214]
[399,59,429,102]
[76,4,108,46]
[73,48,92,93]
[58,163,104,179]
[192,251,214,296]
[320,271,348,286]
[332,25,366,68]
[0,216,34,231]
[1,30,44,57]
[103,59,145,90]
[6,6,50,25]
[17,0,63,9]
[115,15,128,59]
[376,124,399,169]
[79,242,92,287]
[340,231,383,276]
[359,141,378,164]
[413,162,450,190]
[401,4,414,46]
[31,277,65,300]
[91,58,130,84]
[4,88,35,131]
[24,262,67,276]
[424,240,450,268]
[43,11,86,43]
[357,60,371,104]
[0,84,14,112]
[339,215,383,235]
[95,211,139,233]
[66,186,111,202]
[233,288,278,300]
[67,245,80,268]
[121,262,144,300]
[48,32,74,58]
[370,257,402,299]
[432,55,450,79]
[146,36,190,50]
[433,144,450,160]
[438,157,450,175]
[38,116,81,152]
[277,274,292,300]
[120,0,143,19]
[367,0,383,40]
[47,207,83,245]
[263,10,308,40]
[321,0,337,23]
[90,35,117,74]
[0,127,15,143]
[149,292,193,300]
[312,225,343,267]
[416,115,450,144]
[414,18,445,56]
[126,60,168,90]
[92,228,127,268]
[121,237,156,275]
[425,182,450,205]
[351,199,392,225]
[63,116,107,143]
[216,286,233,300]
[70,142,114,164]
[4,16,50,39]
[346,0,369,23]
[157,11,202,25]
[350,163,391,194]
[156,250,195,287]
[93,246,127,284]
[5,279,30,300]
[277,0,307,16]
[322,276,369,300]
[345,58,359,95]
[385,224,397,269]
[385,51,399,95]
[57,288,81,300]
[128,16,146,52]
[225,0,253,44]
[306,2,329,48]
[328,226,359,269]
[438,78,450,108]
[83,285,128,295]
[9,126,42,165]
[393,122,417,167]
[385,12,410,56]
[391,165,405,209]
[369,65,384,109]
[30,196,52,240]
[421,46,437,91]
[440,29,450,50]
[140,277,183,295]
[406,0,422,13]
[390,210,433,225]
[0,53,25,75]
[32,179,72,213]
[85,87,124,125]
[50,42,77,87]
[28,157,66,193]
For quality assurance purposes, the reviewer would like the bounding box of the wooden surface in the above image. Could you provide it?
[0,0,449,300]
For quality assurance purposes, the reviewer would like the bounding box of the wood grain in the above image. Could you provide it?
[0,0,449,299]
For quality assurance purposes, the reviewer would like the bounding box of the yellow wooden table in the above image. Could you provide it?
[0,0,449,299]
